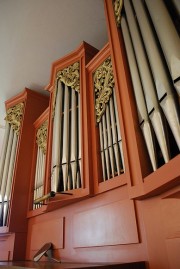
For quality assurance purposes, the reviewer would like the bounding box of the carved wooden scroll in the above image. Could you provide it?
[94,57,115,123]
[5,102,24,135]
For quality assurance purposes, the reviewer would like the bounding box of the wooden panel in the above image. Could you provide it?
[0,251,10,261]
[73,200,139,247]
[30,217,64,251]
[166,238,180,269]
[161,190,180,239]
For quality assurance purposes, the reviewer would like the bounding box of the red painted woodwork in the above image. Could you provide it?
[27,107,49,215]
[86,43,127,194]
[104,0,180,198]
[1,1,179,269]
[73,200,138,247]
[43,42,99,208]
[0,88,49,260]
[30,217,64,251]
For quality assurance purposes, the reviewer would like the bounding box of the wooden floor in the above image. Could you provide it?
[0,261,146,269]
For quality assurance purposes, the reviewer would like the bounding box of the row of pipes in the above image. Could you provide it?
[99,89,124,181]
[0,123,18,226]
[121,0,180,170]
[51,81,81,193]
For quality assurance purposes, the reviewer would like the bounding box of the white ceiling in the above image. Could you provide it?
[0,0,108,130]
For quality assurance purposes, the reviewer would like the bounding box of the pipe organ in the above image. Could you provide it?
[93,57,124,181]
[0,1,179,267]
[0,89,49,260]
[119,0,180,171]
[51,63,81,193]
[0,103,23,226]
[33,120,48,209]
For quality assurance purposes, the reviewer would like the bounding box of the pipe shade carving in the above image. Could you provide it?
[52,62,80,118]
[94,57,115,123]
[36,120,48,154]
[113,0,123,27]
[5,103,24,135]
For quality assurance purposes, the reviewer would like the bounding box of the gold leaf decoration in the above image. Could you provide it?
[94,57,115,123]
[114,0,123,27]
[5,102,24,135]
[57,61,80,92]
[36,120,48,154]
[52,61,80,118]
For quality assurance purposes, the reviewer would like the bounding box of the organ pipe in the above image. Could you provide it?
[121,16,157,170]
[132,0,180,151]
[124,0,170,164]
[145,0,180,95]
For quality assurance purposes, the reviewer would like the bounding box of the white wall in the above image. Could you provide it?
[0,0,108,126]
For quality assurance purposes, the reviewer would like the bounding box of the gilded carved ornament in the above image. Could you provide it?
[36,120,48,154]
[5,102,24,135]
[94,57,115,123]
[52,61,80,118]
[113,0,123,27]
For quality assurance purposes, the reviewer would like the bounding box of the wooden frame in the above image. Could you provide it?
[40,42,98,211]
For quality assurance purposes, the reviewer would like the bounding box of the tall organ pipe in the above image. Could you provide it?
[145,0,180,95]
[51,81,63,192]
[3,132,18,225]
[62,85,70,191]
[121,16,157,170]
[132,0,180,151]
[0,122,10,186]
[124,0,170,163]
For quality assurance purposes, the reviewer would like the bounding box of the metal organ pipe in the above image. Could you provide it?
[109,97,121,175]
[124,0,170,164]
[0,122,10,186]
[99,121,106,181]
[51,81,63,192]
[145,0,180,95]
[132,0,180,151]
[77,94,81,188]
[62,85,70,191]
[3,132,18,225]
[0,126,14,224]
[106,103,115,177]
[121,16,157,171]
[70,89,77,189]
[112,90,124,171]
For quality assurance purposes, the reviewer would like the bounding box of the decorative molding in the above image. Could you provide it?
[5,102,24,135]
[113,0,123,27]
[57,61,80,92]
[36,120,48,154]
[94,57,115,123]
[52,61,80,118]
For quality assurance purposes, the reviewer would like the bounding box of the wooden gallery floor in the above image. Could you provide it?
[0,261,146,269]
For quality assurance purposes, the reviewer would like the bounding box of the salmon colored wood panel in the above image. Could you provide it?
[26,186,148,263]
[166,238,180,269]
[13,232,27,260]
[86,43,128,194]
[0,251,10,261]
[8,89,49,233]
[28,107,49,212]
[30,217,64,251]
[104,0,152,190]
[141,185,180,269]
[1,89,49,261]
[161,190,180,240]
[73,200,139,247]
[44,42,98,205]
[104,0,180,200]
[0,233,15,261]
